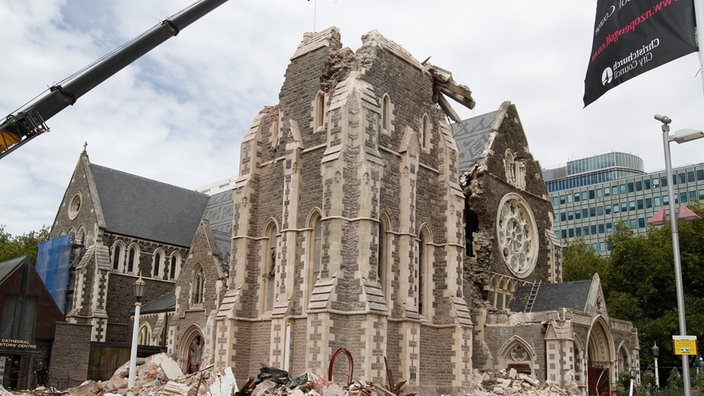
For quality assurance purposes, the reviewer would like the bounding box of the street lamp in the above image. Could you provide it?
[127,274,146,396]
[652,341,660,389]
[653,114,704,396]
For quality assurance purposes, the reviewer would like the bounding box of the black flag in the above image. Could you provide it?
[584,0,698,107]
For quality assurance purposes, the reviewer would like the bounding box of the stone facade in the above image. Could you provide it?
[172,220,228,374]
[47,151,208,379]
[212,27,473,392]
[49,322,92,389]
[40,26,640,395]
[453,102,639,394]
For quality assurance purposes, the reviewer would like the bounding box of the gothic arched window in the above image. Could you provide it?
[192,265,205,305]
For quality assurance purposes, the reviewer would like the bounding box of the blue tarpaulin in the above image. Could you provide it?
[36,235,72,314]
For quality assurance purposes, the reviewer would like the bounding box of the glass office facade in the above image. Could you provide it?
[545,152,645,193]
[544,153,704,254]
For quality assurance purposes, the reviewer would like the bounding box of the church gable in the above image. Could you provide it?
[459,102,557,312]
[50,149,102,246]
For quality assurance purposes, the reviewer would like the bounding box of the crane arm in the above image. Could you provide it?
[0,0,228,159]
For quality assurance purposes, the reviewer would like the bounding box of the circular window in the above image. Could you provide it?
[496,193,538,278]
[68,193,82,220]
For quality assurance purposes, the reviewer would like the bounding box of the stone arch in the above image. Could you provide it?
[260,219,279,314]
[76,226,86,246]
[305,209,323,309]
[586,316,615,396]
[498,336,535,375]
[616,340,633,378]
[179,325,205,374]
[138,322,152,346]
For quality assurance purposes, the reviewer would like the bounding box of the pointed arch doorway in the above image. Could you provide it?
[180,327,205,374]
[586,318,614,396]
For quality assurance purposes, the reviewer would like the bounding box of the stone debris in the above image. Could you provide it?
[468,369,581,396]
[4,354,583,396]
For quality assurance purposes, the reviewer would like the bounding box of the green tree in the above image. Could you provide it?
[606,202,704,375]
[0,225,50,264]
[562,237,610,284]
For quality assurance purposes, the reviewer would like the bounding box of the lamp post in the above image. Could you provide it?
[653,114,704,396]
[652,341,660,389]
[127,274,146,396]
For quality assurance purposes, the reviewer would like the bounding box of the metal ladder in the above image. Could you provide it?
[524,280,542,312]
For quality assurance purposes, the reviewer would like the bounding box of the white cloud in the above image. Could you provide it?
[1,0,703,235]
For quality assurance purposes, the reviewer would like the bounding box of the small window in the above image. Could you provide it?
[170,254,181,280]
[192,266,205,305]
[153,252,162,278]
[68,193,82,220]
[263,224,277,312]
[382,94,391,132]
[418,228,431,316]
[315,91,325,129]
[113,244,122,270]
[421,114,431,148]
[126,245,139,274]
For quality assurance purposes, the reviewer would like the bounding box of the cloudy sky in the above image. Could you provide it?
[1,0,703,236]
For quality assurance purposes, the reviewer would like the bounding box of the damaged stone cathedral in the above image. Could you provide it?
[43,27,639,395]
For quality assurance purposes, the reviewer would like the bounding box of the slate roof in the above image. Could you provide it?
[451,109,500,172]
[201,190,233,271]
[510,279,593,313]
[140,291,176,314]
[90,164,210,247]
[0,256,27,284]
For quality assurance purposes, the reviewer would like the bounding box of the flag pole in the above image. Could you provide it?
[695,0,704,91]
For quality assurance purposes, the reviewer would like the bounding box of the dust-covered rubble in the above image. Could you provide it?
[1,355,583,396]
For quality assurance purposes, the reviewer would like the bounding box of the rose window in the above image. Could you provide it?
[496,193,538,277]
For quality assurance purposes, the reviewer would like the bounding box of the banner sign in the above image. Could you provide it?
[584,0,698,106]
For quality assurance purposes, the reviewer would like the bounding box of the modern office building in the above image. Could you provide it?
[544,152,704,254]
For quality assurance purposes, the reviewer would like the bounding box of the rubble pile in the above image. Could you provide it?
[4,354,584,396]
[469,368,581,396]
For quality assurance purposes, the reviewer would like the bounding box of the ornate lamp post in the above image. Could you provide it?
[653,114,704,396]
[652,341,659,389]
[127,274,146,396]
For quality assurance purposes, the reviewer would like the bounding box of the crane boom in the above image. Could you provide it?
[0,0,228,159]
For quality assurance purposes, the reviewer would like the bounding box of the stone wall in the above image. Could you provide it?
[50,322,92,389]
